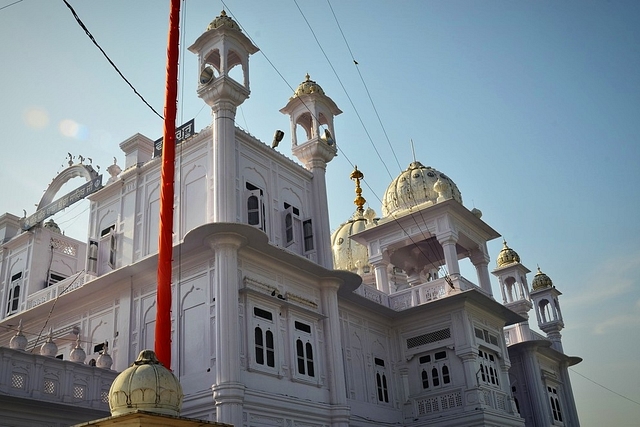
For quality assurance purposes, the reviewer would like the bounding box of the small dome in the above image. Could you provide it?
[69,336,87,364]
[292,74,325,99]
[44,219,61,234]
[496,240,520,267]
[109,350,183,417]
[531,266,553,290]
[96,344,113,370]
[9,321,27,351]
[382,161,462,218]
[40,330,58,357]
[331,210,376,274]
[207,10,241,32]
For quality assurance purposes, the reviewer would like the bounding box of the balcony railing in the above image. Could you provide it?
[355,275,481,311]
[26,273,86,310]
[0,346,117,411]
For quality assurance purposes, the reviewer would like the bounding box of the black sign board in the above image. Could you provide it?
[23,176,103,230]
[153,118,195,158]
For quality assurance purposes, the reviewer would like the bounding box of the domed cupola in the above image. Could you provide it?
[382,161,462,218]
[496,240,521,267]
[531,266,553,290]
[109,349,183,416]
[292,74,326,98]
[206,10,241,31]
[331,209,376,274]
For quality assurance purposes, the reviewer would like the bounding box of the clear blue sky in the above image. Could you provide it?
[1,1,639,425]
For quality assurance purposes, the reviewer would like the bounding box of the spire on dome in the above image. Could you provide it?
[350,166,366,215]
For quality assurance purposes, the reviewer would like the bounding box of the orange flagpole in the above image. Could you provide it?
[155,0,181,369]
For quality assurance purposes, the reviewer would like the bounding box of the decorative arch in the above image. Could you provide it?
[37,165,98,210]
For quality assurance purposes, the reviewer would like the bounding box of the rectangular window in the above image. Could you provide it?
[246,183,266,232]
[251,305,277,371]
[6,272,22,314]
[478,349,500,387]
[419,349,451,390]
[375,358,390,403]
[293,319,315,380]
[547,385,564,423]
[303,219,314,252]
[48,272,66,288]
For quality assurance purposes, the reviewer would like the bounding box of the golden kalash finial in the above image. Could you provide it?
[350,166,366,213]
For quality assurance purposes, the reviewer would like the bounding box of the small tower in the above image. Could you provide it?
[280,75,342,268]
[493,241,532,316]
[492,240,533,343]
[530,266,565,352]
[188,11,259,223]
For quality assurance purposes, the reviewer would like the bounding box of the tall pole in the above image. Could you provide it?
[155,0,181,369]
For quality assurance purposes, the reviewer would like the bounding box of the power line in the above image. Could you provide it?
[293,0,394,182]
[0,0,24,12]
[61,0,164,120]
[570,367,640,407]
[326,0,402,172]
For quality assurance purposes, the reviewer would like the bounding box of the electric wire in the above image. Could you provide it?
[29,270,85,353]
[294,1,449,279]
[61,0,164,120]
[292,0,394,182]
[326,0,402,172]
[569,367,640,407]
[0,0,23,12]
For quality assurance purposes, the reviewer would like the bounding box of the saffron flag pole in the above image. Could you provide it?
[155,0,181,369]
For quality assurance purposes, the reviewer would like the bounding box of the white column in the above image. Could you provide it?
[208,233,246,427]
[308,158,333,269]
[470,247,493,296]
[437,233,460,277]
[320,279,350,426]
[370,254,390,293]
[211,101,238,223]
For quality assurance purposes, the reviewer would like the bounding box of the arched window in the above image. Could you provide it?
[7,272,22,314]
[442,365,450,384]
[421,370,429,389]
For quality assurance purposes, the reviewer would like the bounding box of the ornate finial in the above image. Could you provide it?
[220,10,227,17]
[305,73,311,81]
[350,166,366,213]
[67,152,74,166]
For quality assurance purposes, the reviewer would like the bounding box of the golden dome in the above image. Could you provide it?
[109,350,183,417]
[382,161,462,218]
[292,74,325,98]
[207,10,241,32]
[531,266,553,291]
[496,240,520,267]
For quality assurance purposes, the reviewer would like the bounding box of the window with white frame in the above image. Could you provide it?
[293,320,315,379]
[98,225,116,274]
[283,203,301,248]
[47,272,67,287]
[246,183,266,232]
[547,384,564,424]
[478,349,500,387]
[6,272,22,314]
[302,219,314,253]
[250,306,277,372]
[419,350,451,390]
[374,357,390,403]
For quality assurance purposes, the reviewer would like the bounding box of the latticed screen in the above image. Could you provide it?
[101,390,109,403]
[73,385,86,399]
[11,373,26,389]
[407,328,451,349]
[44,379,56,394]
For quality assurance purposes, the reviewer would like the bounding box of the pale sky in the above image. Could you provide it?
[1,1,639,425]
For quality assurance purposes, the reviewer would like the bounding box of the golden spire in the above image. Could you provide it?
[350,166,366,213]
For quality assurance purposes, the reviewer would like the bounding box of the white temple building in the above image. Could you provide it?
[0,10,580,427]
